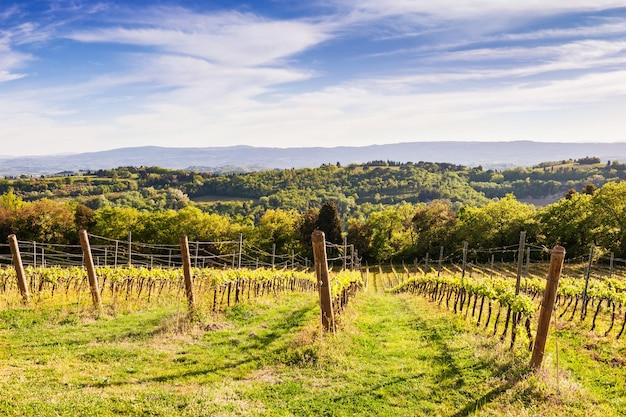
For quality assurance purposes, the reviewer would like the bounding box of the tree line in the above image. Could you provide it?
[3,159,625,222]
[1,180,625,263]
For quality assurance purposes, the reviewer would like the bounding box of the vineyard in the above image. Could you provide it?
[379,252,626,347]
[2,234,626,416]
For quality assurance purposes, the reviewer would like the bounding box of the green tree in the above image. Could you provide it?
[316,201,342,244]
[366,203,417,261]
[253,209,300,256]
[590,182,626,256]
[13,199,75,243]
[74,204,96,231]
[93,206,141,240]
[456,195,539,257]
[412,200,456,257]
[347,220,372,262]
[539,193,593,257]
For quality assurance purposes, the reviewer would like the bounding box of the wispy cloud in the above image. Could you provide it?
[67,8,334,66]
[338,0,626,20]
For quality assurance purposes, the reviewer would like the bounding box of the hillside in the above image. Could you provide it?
[1,158,621,213]
[2,141,626,176]
[1,158,625,263]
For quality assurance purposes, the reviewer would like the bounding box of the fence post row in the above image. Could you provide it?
[8,234,30,305]
[312,230,335,332]
[79,229,103,315]
[531,245,566,371]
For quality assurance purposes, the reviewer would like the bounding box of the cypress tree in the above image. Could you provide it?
[316,201,342,244]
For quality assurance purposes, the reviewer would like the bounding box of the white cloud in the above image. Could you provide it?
[0,40,31,82]
[67,9,334,67]
[339,0,626,20]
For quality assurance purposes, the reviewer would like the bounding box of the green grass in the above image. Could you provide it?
[0,288,624,416]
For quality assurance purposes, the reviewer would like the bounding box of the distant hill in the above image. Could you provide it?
[1,141,626,176]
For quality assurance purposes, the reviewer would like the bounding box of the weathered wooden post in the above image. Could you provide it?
[8,234,30,304]
[509,231,526,345]
[238,233,243,270]
[179,235,197,319]
[438,246,444,277]
[461,241,468,279]
[312,230,335,332]
[581,245,594,320]
[78,229,103,315]
[531,245,566,371]
[127,231,132,267]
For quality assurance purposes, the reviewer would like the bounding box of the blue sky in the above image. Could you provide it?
[2,1,626,156]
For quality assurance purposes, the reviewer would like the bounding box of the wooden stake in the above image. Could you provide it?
[312,230,335,332]
[78,229,103,315]
[179,235,197,319]
[8,234,30,304]
[531,245,566,371]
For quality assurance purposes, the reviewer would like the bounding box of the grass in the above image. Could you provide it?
[1,285,625,416]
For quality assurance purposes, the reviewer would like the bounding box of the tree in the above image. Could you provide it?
[93,206,141,240]
[456,194,539,259]
[12,199,75,243]
[590,182,626,256]
[412,200,456,257]
[539,193,593,257]
[316,201,342,244]
[347,220,372,262]
[74,204,96,231]
[366,203,418,261]
[253,209,299,255]
[296,208,319,258]
[582,183,597,195]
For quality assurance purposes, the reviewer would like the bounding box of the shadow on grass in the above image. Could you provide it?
[83,305,315,388]
[410,315,522,417]
[328,373,426,404]
[449,378,519,417]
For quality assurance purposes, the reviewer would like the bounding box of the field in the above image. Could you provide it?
[1,262,626,416]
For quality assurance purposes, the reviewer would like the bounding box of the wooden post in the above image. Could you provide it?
[127,231,132,267]
[438,246,444,277]
[8,234,30,304]
[238,233,243,270]
[510,231,527,348]
[515,231,526,295]
[271,243,276,269]
[581,245,594,320]
[312,231,335,332]
[461,241,468,279]
[78,230,103,315]
[531,245,566,371]
[179,236,197,318]
[350,244,357,271]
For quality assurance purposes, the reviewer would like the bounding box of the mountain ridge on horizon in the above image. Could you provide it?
[2,141,626,176]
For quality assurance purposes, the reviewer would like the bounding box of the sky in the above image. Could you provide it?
[2,1,626,156]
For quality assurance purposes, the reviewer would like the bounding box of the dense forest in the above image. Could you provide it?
[0,157,624,262]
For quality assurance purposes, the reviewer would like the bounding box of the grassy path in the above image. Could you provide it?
[0,288,618,416]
